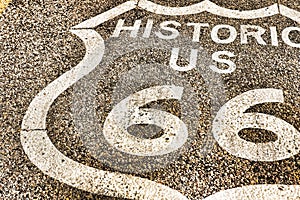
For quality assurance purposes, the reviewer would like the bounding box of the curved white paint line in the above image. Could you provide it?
[70,1,299,30]
[70,1,300,30]
[138,0,206,15]
[138,0,279,19]
[279,5,300,24]
[103,86,188,156]
[203,184,300,200]
[21,30,105,130]
[72,1,137,29]
[137,0,300,23]
[21,130,187,200]
[204,1,279,19]
[20,130,188,200]
[213,89,300,161]
[21,29,188,199]
[20,1,300,199]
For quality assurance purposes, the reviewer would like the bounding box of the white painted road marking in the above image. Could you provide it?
[71,1,300,30]
[213,89,300,161]
[280,5,300,24]
[72,1,138,29]
[169,48,198,71]
[20,0,300,199]
[21,26,187,199]
[22,29,105,130]
[104,85,188,156]
[20,130,188,200]
[138,0,279,19]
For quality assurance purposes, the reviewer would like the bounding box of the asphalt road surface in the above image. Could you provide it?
[1,0,300,199]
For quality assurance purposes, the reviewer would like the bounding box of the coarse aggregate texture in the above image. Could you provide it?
[1,0,300,199]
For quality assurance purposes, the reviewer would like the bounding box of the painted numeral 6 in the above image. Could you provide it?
[213,89,300,161]
[103,85,188,156]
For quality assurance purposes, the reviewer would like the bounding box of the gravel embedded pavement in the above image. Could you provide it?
[1,0,300,199]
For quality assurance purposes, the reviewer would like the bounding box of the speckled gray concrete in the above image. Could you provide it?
[1,0,300,199]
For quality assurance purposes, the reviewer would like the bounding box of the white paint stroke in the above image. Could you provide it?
[170,48,198,71]
[203,184,300,200]
[279,5,300,24]
[21,27,188,199]
[20,130,188,200]
[103,85,188,156]
[71,1,300,29]
[137,0,300,23]
[22,30,105,130]
[213,89,300,161]
[72,1,138,29]
[204,1,279,19]
[21,1,300,199]
[138,0,206,15]
[138,0,279,19]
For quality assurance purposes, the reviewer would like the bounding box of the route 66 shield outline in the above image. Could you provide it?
[20,1,300,199]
